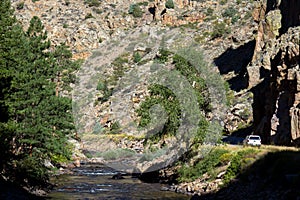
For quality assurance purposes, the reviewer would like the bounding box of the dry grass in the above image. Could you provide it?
[260,145,299,152]
[221,144,299,153]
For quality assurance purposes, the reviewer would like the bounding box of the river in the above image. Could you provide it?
[47,163,190,200]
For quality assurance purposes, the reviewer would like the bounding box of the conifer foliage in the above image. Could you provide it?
[0,0,80,187]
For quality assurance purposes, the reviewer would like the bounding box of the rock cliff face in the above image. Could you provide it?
[248,0,299,145]
[149,0,205,26]
[11,0,299,146]
[11,0,145,60]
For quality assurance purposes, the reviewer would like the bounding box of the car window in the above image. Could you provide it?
[249,136,260,140]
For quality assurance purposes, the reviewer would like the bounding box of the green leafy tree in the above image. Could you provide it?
[137,51,210,144]
[136,84,181,139]
[0,0,79,187]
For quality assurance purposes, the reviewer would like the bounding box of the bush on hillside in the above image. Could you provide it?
[165,0,175,9]
[84,0,100,7]
[211,21,231,38]
[177,148,229,182]
[128,4,143,18]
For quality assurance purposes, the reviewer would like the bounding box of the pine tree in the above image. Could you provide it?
[0,0,80,187]
[0,0,28,181]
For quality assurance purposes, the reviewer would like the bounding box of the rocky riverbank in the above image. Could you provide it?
[164,173,223,196]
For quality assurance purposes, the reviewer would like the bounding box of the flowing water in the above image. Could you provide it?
[47,163,189,200]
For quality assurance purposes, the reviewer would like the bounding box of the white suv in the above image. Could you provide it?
[243,135,261,147]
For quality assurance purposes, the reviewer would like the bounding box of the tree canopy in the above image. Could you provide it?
[0,0,80,187]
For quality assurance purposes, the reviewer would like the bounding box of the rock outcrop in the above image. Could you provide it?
[11,0,299,146]
[11,0,142,59]
[248,0,300,145]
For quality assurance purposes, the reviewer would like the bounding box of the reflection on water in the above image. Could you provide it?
[47,164,189,200]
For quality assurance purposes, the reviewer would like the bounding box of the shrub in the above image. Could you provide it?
[172,54,210,109]
[111,54,129,80]
[137,1,149,6]
[96,79,112,103]
[128,4,143,18]
[110,121,121,134]
[101,88,113,103]
[84,0,100,7]
[192,118,209,147]
[211,21,231,39]
[96,79,106,91]
[155,49,171,63]
[204,15,217,22]
[165,0,175,9]
[95,54,129,105]
[133,52,142,63]
[178,22,198,29]
[231,15,239,24]
[93,8,103,14]
[109,4,116,8]
[220,0,228,5]
[223,148,259,185]
[206,7,214,16]
[222,8,237,18]
[222,8,239,24]
[219,152,232,165]
[16,154,48,185]
[223,152,241,184]
[224,81,234,106]
[177,148,229,182]
[85,13,94,19]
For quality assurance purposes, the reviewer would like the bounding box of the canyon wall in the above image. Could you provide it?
[248,0,300,145]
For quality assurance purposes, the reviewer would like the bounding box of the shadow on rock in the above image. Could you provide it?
[214,40,255,92]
